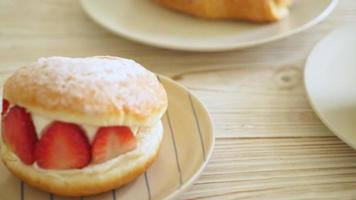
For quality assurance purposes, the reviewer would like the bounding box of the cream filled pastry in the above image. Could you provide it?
[0,56,167,196]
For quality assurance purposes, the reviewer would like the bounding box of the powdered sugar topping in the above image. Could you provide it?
[35,56,147,83]
[6,56,165,123]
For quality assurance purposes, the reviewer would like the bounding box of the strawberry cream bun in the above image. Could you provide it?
[0,56,167,196]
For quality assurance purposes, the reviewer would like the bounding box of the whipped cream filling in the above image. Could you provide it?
[31,113,138,143]
[28,112,140,170]
[1,122,162,176]
[3,103,141,171]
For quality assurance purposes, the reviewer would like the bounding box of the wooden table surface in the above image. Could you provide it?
[1,0,356,199]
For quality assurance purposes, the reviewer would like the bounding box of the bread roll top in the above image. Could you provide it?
[3,56,168,127]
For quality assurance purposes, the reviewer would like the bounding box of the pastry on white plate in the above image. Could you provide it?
[155,0,293,22]
[1,56,167,196]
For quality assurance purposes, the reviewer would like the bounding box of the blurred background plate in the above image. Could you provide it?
[80,0,338,51]
[305,26,356,150]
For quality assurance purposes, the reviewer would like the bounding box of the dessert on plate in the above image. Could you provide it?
[0,56,167,196]
[155,0,293,22]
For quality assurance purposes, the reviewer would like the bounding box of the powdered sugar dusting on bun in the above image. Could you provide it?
[4,56,167,127]
[31,56,149,111]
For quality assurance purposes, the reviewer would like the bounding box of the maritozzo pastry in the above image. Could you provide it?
[0,56,167,196]
[155,0,293,22]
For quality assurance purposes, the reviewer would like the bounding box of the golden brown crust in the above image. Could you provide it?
[1,122,163,196]
[3,56,168,127]
[155,0,292,22]
[3,148,159,196]
[3,151,159,196]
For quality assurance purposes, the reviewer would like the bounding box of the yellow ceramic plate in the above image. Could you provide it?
[0,75,215,200]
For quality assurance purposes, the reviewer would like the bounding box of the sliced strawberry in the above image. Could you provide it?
[2,106,38,165]
[2,99,9,115]
[35,121,91,169]
[92,126,137,164]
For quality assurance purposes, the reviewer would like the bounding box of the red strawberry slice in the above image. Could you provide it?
[2,99,9,115]
[92,126,137,164]
[35,122,91,169]
[2,106,38,165]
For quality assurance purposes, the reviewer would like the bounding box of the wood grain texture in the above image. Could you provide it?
[182,137,356,200]
[0,0,356,199]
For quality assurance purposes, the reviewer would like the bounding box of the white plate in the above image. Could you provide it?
[0,75,215,200]
[80,0,337,51]
[305,26,356,150]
